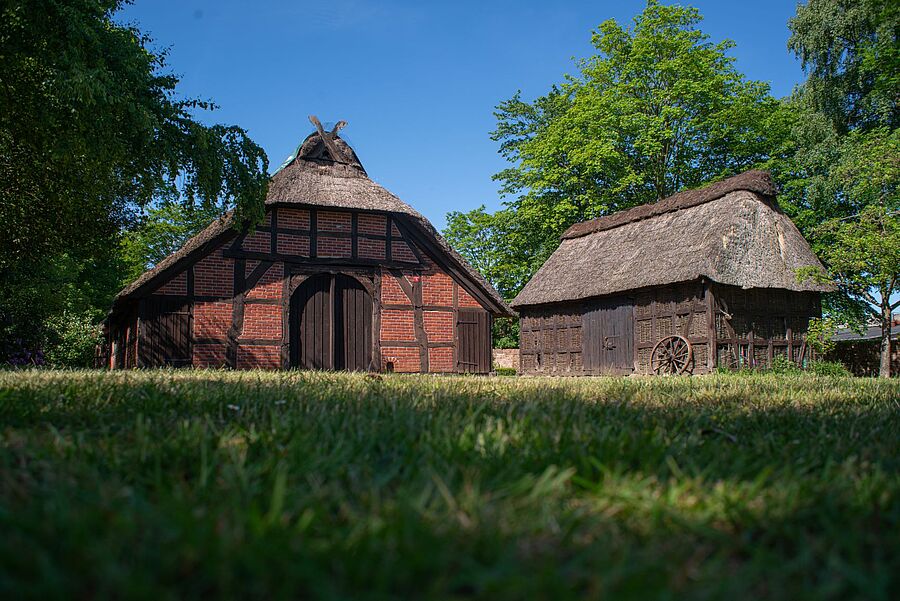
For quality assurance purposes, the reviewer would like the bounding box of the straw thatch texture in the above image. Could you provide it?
[116,131,512,315]
[512,172,830,308]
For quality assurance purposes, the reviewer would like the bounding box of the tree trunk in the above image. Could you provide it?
[879,300,892,378]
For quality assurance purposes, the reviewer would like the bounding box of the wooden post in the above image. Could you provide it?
[706,280,717,372]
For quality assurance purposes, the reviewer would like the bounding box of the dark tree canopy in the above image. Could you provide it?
[0,0,269,361]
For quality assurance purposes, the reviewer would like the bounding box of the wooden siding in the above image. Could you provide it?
[633,281,710,374]
[519,279,822,376]
[519,305,583,375]
[712,283,821,369]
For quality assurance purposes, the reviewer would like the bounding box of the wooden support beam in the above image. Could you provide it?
[227,259,246,369]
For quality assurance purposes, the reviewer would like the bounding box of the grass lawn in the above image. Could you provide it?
[1,371,898,600]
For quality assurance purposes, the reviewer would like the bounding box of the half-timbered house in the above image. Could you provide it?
[105,118,512,372]
[512,171,831,375]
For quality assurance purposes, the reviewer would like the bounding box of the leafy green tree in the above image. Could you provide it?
[443,207,522,347]
[120,202,225,283]
[486,0,791,291]
[0,0,269,361]
[788,0,898,133]
[799,129,899,376]
[786,0,898,376]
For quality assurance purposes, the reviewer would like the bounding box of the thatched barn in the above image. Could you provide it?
[105,118,512,372]
[512,171,831,375]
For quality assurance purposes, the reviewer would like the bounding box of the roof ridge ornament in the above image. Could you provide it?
[309,115,347,164]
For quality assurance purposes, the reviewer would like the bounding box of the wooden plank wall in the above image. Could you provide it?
[712,284,821,369]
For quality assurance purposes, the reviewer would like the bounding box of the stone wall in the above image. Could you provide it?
[493,348,519,371]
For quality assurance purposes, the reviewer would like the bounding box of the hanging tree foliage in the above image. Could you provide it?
[0,0,269,360]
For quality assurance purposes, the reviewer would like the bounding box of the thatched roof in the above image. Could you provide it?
[115,122,513,316]
[512,170,831,308]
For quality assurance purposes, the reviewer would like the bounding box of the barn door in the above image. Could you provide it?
[583,298,634,374]
[140,297,191,367]
[457,308,491,373]
[334,274,373,371]
[290,273,373,371]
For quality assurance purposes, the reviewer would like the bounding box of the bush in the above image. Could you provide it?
[493,367,517,376]
[44,310,103,368]
[769,356,803,375]
[807,360,852,377]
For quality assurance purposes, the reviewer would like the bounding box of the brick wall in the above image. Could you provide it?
[381,309,416,340]
[276,233,309,256]
[243,230,270,253]
[194,301,230,339]
[242,303,281,339]
[424,311,454,342]
[317,236,352,258]
[156,270,186,295]
[358,237,386,260]
[194,343,227,368]
[358,213,386,235]
[280,208,310,229]
[318,211,351,232]
[194,247,232,297]
[237,345,281,369]
[246,263,282,300]
[428,347,454,373]
[380,346,421,373]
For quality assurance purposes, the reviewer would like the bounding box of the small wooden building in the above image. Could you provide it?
[106,119,512,372]
[512,171,831,375]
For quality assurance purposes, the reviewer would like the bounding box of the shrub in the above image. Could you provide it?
[493,367,517,376]
[807,360,852,377]
[769,356,803,375]
[44,310,103,368]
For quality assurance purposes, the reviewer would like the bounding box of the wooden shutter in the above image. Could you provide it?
[140,297,191,367]
[457,308,491,373]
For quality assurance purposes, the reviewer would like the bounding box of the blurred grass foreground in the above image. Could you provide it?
[1,370,898,599]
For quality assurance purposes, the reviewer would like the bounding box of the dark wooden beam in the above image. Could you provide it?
[310,209,318,258]
[222,248,422,270]
[227,259,246,369]
[351,212,358,260]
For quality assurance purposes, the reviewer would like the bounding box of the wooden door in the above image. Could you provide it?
[139,297,191,367]
[583,298,634,374]
[457,308,491,373]
[292,274,332,369]
[334,274,373,371]
[290,274,373,370]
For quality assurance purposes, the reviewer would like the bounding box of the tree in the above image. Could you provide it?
[788,0,898,133]
[786,0,899,376]
[486,1,791,293]
[120,201,225,284]
[0,0,269,361]
[443,206,522,347]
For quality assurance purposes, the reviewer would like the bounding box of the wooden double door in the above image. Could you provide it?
[583,298,634,374]
[290,273,373,371]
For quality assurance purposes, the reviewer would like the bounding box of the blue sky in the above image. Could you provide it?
[118,0,806,231]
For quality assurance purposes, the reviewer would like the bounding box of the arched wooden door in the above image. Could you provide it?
[290,274,373,371]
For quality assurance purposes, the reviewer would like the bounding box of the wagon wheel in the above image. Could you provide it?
[650,335,693,375]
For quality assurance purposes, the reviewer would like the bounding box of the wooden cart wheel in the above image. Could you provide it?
[650,335,693,375]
